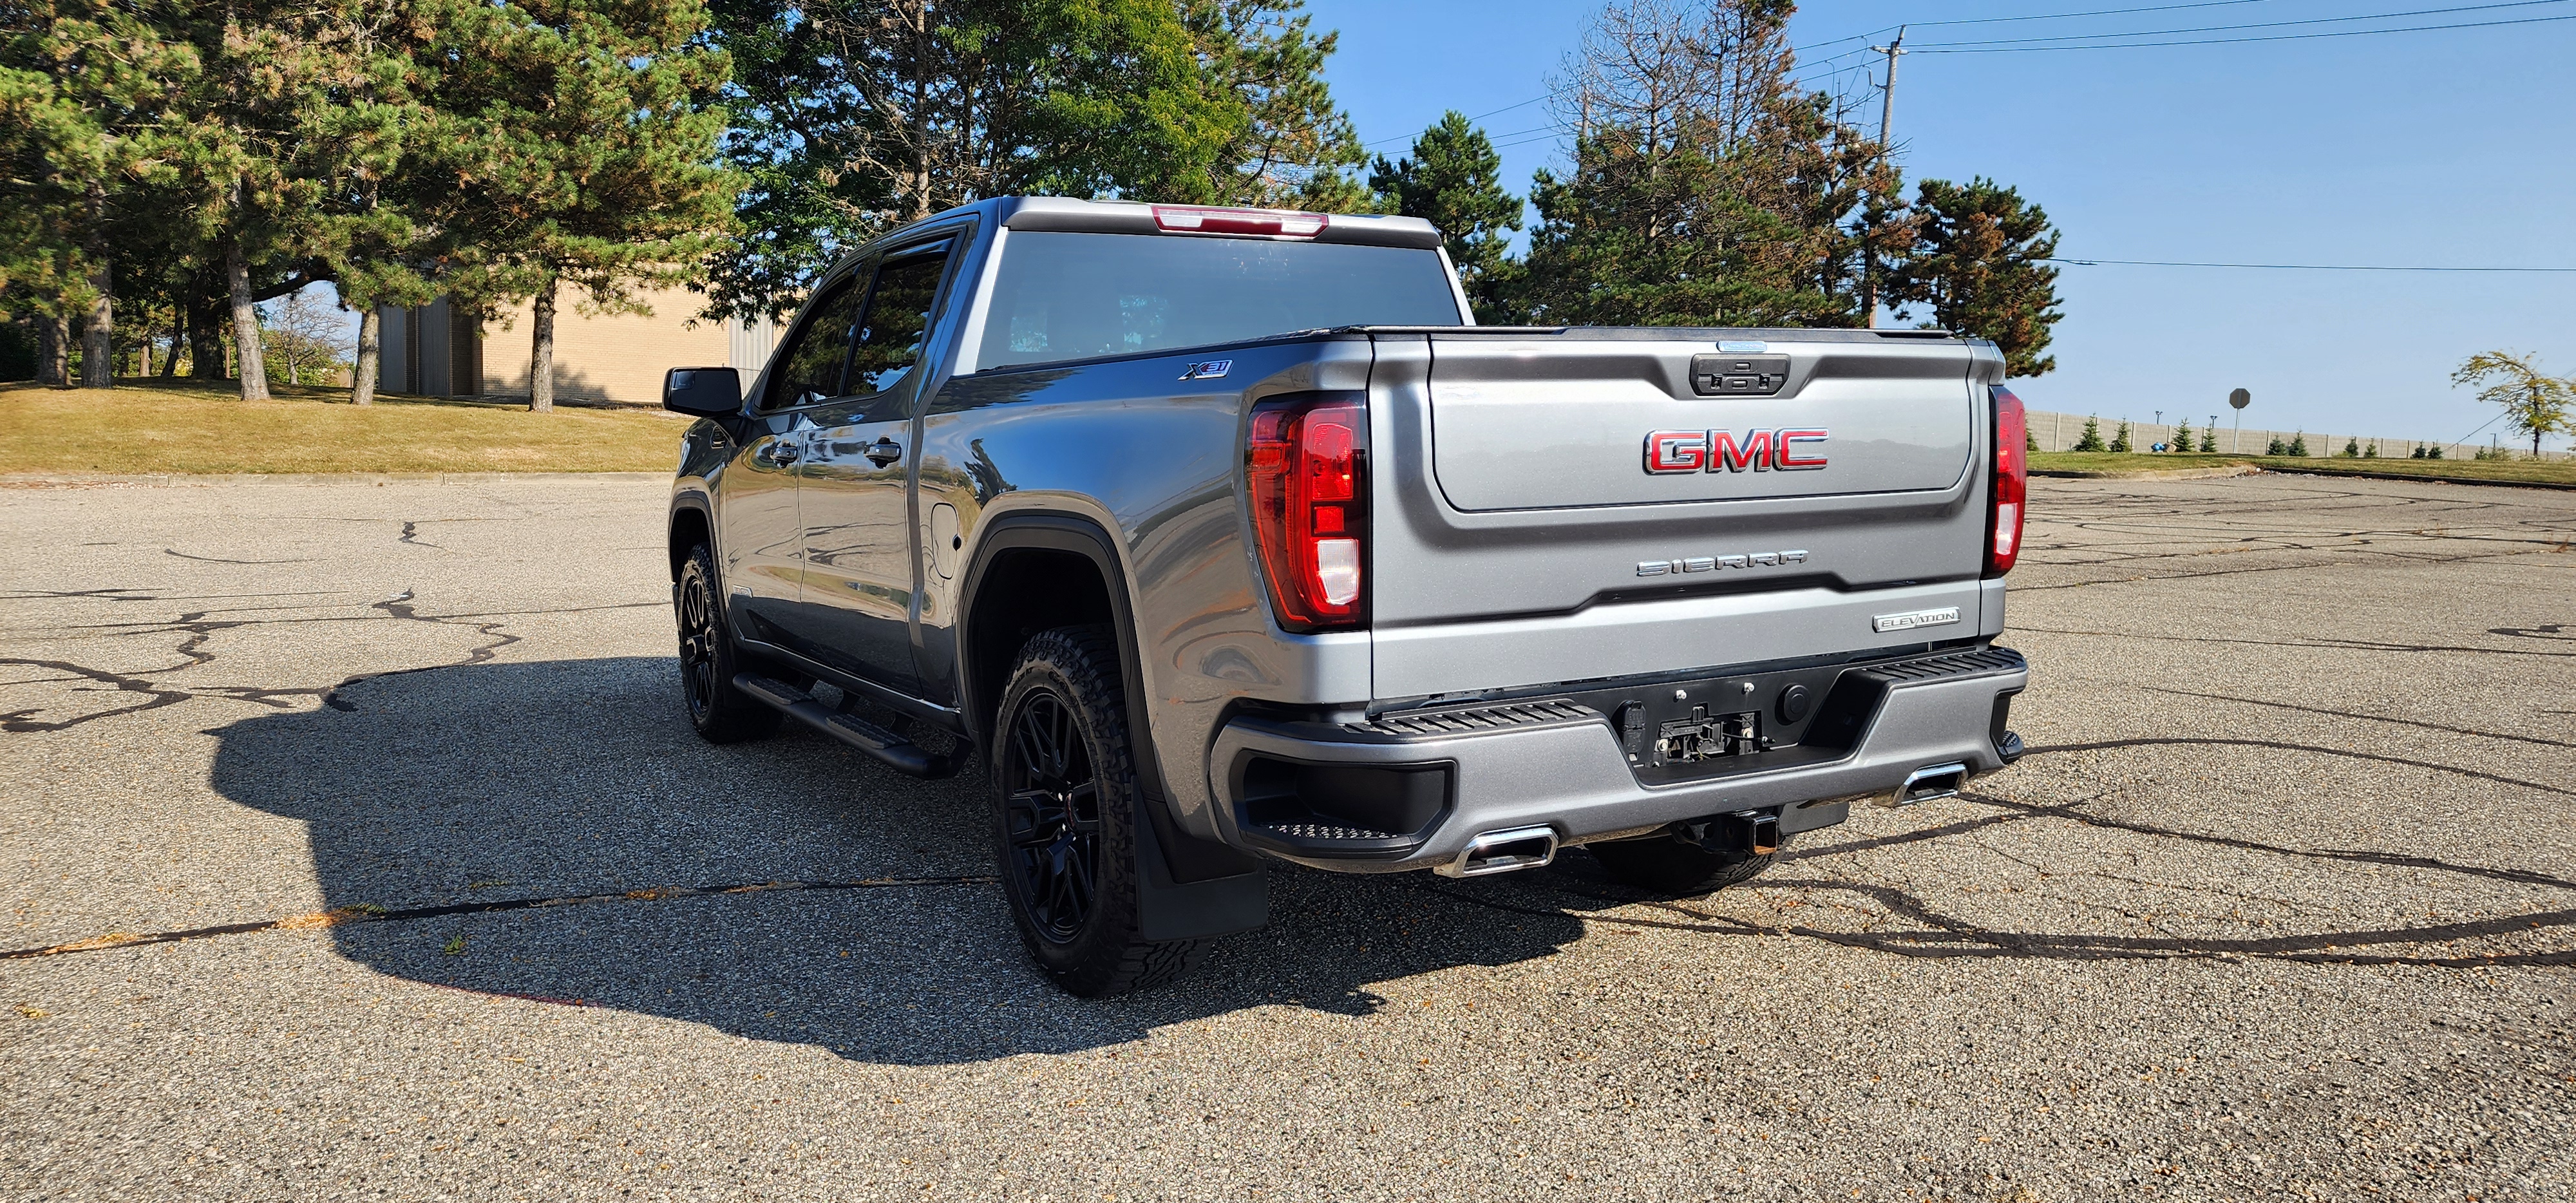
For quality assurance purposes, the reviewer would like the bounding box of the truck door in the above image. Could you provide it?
[796,239,956,693]
[724,272,864,636]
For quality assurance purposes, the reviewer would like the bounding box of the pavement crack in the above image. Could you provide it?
[2136,684,2576,748]
[0,875,999,961]
[0,656,193,732]
[2023,736,2575,798]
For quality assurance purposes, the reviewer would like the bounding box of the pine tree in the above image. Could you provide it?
[1370,111,1521,321]
[2199,428,2217,452]
[426,0,739,410]
[2288,431,2309,457]
[1514,0,1867,328]
[2342,437,2360,457]
[2072,415,2105,452]
[703,0,1356,321]
[1186,0,1370,211]
[2267,437,2286,455]
[2109,421,2131,453]
[2427,444,2444,459]
[0,1,200,389]
[2172,416,2193,453]
[2364,442,2378,458]
[1888,176,2063,377]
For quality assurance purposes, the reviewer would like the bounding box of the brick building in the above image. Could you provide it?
[375,285,777,405]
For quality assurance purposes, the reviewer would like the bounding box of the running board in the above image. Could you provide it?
[733,674,970,779]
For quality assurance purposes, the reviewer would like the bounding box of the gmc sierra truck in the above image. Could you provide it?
[661,196,2031,996]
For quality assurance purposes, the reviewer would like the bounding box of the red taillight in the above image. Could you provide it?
[1153,204,1329,238]
[1247,395,1365,631]
[1989,386,2028,575]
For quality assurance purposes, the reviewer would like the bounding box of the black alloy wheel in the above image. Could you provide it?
[1000,686,1101,943]
[677,565,722,723]
[987,625,1209,995]
[673,542,781,744]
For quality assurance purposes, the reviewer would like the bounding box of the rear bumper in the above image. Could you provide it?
[1205,646,2028,873]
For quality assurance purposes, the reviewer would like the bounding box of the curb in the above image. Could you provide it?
[2032,464,2576,491]
[1,471,670,487]
[2032,465,2265,482]
[2260,468,2576,493]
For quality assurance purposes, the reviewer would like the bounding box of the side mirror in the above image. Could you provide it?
[663,367,743,417]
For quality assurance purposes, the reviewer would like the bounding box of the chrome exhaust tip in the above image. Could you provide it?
[1884,761,1969,808]
[1434,825,1558,878]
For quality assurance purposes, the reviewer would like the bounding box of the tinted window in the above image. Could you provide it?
[764,276,864,411]
[974,232,1461,372]
[849,245,951,397]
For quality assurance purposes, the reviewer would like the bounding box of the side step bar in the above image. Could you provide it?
[734,674,970,779]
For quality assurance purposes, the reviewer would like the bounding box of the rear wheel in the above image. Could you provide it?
[990,626,1208,996]
[674,543,782,744]
[1587,831,1789,895]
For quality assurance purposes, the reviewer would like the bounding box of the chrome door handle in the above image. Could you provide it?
[761,440,800,466]
[863,438,903,467]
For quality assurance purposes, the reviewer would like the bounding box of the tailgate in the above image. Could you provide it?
[1367,329,2003,701]
[1430,332,1974,510]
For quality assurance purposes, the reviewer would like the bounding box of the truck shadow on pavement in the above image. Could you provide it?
[207,656,1603,1065]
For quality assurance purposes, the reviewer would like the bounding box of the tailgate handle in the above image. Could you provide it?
[1690,353,1790,397]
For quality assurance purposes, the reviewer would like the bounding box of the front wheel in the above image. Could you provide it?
[990,626,1208,996]
[674,543,782,744]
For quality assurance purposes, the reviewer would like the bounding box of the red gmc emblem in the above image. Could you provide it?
[1645,429,1828,473]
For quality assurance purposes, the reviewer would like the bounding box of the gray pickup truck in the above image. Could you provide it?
[661,196,2031,995]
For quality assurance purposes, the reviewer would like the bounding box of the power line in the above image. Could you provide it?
[1359,95,1551,148]
[2047,258,2576,271]
[1912,0,2568,48]
[1915,9,2576,51]
[1365,1,2286,150]
[1791,0,2284,55]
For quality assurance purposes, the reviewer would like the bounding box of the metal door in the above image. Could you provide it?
[797,240,957,692]
[723,272,866,638]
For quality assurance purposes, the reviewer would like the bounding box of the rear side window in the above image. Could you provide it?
[848,244,952,397]
[764,276,865,411]
[974,232,1462,372]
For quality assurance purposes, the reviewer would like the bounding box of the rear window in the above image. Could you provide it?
[974,231,1462,372]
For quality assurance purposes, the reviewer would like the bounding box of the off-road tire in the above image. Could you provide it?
[1587,831,1790,895]
[674,543,783,744]
[990,625,1209,996]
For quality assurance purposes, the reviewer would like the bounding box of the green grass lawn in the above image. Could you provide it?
[2031,450,2576,487]
[0,379,690,474]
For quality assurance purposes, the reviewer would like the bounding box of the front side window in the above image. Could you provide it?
[763,275,865,412]
[848,244,952,398]
[974,232,1463,372]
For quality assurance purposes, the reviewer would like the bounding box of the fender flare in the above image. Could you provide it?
[958,513,1266,926]
[667,488,716,580]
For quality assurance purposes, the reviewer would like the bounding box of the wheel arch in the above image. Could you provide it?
[957,513,1265,891]
[668,493,714,580]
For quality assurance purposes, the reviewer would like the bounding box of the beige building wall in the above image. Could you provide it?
[478,285,732,406]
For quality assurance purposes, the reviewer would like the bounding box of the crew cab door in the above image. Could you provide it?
[723,271,866,634]
[795,238,958,692]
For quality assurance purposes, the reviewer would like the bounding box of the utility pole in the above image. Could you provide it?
[1875,27,1906,149]
[1860,28,1906,330]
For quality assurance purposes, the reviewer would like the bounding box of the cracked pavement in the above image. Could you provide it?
[2,472,2571,1201]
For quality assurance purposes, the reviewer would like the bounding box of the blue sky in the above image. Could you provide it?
[1303,0,2576,449]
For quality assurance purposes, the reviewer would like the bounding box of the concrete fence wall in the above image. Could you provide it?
[2023,410,2570,461]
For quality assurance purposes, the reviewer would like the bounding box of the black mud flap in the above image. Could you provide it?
[1134,799,1269,942]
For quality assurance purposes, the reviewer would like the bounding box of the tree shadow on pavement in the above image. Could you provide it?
[208,657,1597,1065]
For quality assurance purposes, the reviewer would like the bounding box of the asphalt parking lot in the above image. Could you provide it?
[3,470,2571,1202]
